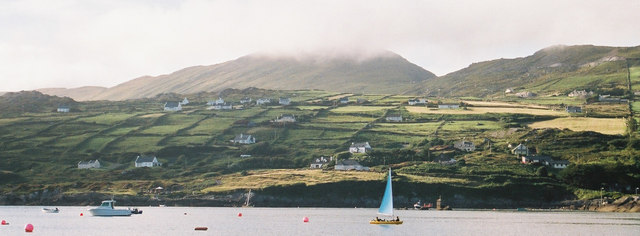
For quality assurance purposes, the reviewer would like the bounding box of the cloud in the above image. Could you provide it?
[0,0,639,91]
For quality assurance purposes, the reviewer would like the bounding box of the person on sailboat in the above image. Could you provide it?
[396,216,400,221]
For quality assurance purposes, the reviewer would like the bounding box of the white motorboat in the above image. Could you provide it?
[89,200,132,216]
[42,207,59,213]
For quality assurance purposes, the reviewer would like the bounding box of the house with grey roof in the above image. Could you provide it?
[310,156,332,169]
[521,155,569,169]
[135,155,162,168]
[256,98,271,105]
[454,139,475,152]
[78,159,100,169]
[511,143,529,156]
[274,114,296,123]
[240,97,252,104]
[385,114,403,122]
[279,97,291,105]
[57,105,70,113]
[231,133,256,144]
[164,102,182,111]
[566,106,582,113]
[335,159,369,171]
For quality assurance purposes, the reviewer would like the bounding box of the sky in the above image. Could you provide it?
[1,0,640,92]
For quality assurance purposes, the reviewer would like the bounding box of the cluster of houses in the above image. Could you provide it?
[308,156,370,171]
[162,96,293,112]
[510,143,569,168]
[77,155,162,169]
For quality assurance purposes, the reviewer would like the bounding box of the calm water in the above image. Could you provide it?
[1,206,639,235]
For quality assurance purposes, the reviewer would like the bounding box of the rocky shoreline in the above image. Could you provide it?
[2,189,639,212]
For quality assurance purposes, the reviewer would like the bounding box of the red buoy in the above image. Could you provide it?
[194,227,208,231]
[25,223,34,232]
[80,213,84,216]
[1,219,8,225]
[238,212,242,217]
[303,217,309,223]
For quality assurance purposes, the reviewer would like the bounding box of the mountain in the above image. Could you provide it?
[416,45,640,97]
[37,86,108,101]
[48,51,436,101]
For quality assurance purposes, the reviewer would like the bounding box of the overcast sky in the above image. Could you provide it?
[1,0,639,91]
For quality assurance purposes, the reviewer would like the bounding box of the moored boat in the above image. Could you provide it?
[89,200,132,216]
[370,168,403,225]
[42,208,59,213]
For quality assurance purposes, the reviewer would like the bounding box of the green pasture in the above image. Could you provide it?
[44,123,107,136]
[110,136,164,153]
[76,136,118,152]
[164,135,210,146]
[311,114,377,123]
[374,96,412,105]
[215,107,266,118]
[370,122,442,136]
[295,105,330,110]
[0,117,29,126]
[503,96,585,106]
[75,113,137,125]
[354,131,424,149]
[298,122,366,131]
[186,117,235,135]
[104,127,138,136]
[51,134,92,148]
[440,120,503,132]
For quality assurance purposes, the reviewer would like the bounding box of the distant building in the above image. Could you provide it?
[385,114,403,122]
[516,91,536,98]
[163,102,182,111]
[356,98,369,104]
[211,103,233,110]
[568,90,593,98]
[454,139,475,152]
[566,106,582,113]
[256,98,271,105]
[335,159,369,171]
[521,155,569,169]
[274,114,296,123]
[511,143,529,156]
[438,104,460,109]
[57,105,70,113]
[408,98,427,105]
[240,97,252,104]
[279,97,291,105]
[215,97,225,105]
[349,142,372,153]
[231,133,256,144]
[505,89,513,94]
[339,97,349,104]
[135,155,161,168]
[310,156,332,169]
[78,160,100,169]
[180,97,189,105]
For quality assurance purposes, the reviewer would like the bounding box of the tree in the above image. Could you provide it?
[536,166,548,177]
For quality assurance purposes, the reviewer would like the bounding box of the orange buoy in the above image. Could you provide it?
[238,212,242,217]
[25,223,34,232]
[1,219,8,225]
[194,227,208,231]
[303,216,309,223]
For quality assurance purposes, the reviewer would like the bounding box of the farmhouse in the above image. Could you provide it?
[454,139,475,152]
[279,97,291,105]
[349,142,372,153]
[335,159,369,171]
[274,114,296,123]
[339,97,349,104]
[516,91,536,98]
[505,88,513,93]
[135,155,161,168]
[212,103,233,110]
[568,90,593,98]
[163,102,182,111]
[566,106,582,113]
[438,104,460,109]
[240,97,252,104]
[408,98,427,105]
[231,133,256,144]
[310,156,332,169]
[256,98,271,105]
[521,155,569,169]
[511,143,529,156]
[180,97,189,105]
[215,97,225,105]
[57,105,70,113]
[77,159,100,169]
[385,114,403,122]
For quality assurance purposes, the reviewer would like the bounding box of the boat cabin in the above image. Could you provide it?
[100,200,115,209]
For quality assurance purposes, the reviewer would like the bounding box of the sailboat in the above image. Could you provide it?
[243,189,253,207]
[370,168,403,225]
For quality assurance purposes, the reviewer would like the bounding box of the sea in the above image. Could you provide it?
[0,206,639,235]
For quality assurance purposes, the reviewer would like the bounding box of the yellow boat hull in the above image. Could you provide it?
[370,220,403,225]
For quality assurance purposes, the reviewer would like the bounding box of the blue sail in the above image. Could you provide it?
[377,169,394,216]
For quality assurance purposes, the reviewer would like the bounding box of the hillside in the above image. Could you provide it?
[416,45,640,97]
[0,91,78,113]
[37,86,108,101]
[46,51,436,101]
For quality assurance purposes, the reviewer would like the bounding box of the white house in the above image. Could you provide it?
[310,156,332,169]
[566,106,582,113]
[339,97,349,104]
[135,155,162,168]
[78,159,100,169]
[240,97,252,104]
[438,104,460,109]
[164,102,182,111]
[215,97,225,105]
[180,97,189,105]
[385,114,403,122]
[454,139,475,152]
[505,88,514,94]
[212,103,233,110]
[279,97,291,105]
[57,105,70,113]
[521,155,569,169]
[349,142,372,153]
[274,114,296,123]
[231,133,256,144]
[335,159,369,171]
[256,98,271,105]
[408,98,427,105]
